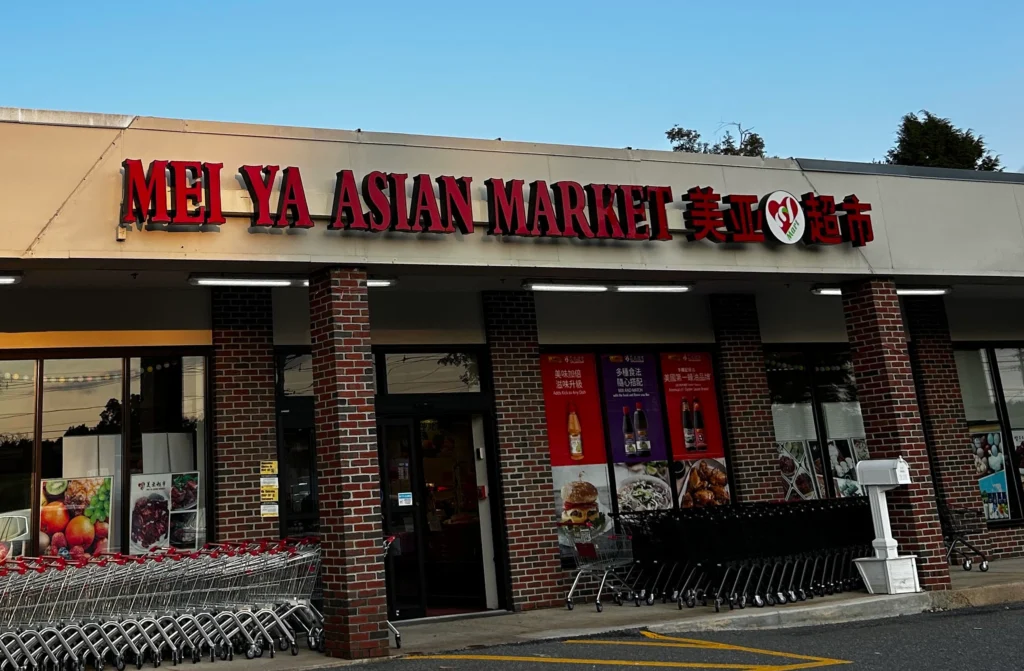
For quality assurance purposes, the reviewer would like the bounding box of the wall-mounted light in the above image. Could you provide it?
[524,282,608,292]
[810,287,842,296]
[614,285,691,293]
[0,274,22,286]
[366,278,396,288]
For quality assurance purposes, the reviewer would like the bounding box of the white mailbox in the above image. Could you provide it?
[857,458,912,487]
[853,456,921,595]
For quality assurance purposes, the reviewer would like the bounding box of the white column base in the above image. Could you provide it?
[854,555,921,594]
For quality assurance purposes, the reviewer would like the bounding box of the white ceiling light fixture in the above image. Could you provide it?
[188,276,298,288]
[524,282,608,293]
[366,278,397,288]
[0,274,23,286]
[615,285,692,293]
[810,286,951,297]
[895,287,952,296]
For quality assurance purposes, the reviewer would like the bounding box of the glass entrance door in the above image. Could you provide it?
[379,415,487,620]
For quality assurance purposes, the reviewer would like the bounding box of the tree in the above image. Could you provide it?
[884,111,1001,171]
[666,123,766,158]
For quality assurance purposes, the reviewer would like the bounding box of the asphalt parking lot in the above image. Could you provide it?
[360,602,1024,670]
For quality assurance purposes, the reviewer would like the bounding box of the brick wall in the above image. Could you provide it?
[841,279,950,589]
[211,287,278,542]
[309,268,388,659]
[905,296,989,554]
[709,294,784,502]
[483,291,563,611]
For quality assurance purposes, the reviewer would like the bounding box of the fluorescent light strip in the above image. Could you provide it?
[0,276,21,286]
[366,279,395,288]
[895,288,950,296]
[811,287,950,297]
[615,285,691,293]
[526,283,608,293]
[190,277,295,288]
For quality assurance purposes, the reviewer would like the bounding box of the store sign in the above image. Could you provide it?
[120,160,874,247]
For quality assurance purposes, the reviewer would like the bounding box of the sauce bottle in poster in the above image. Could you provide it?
[634,402,651,457]
[622,406,637,457]
[682,398,695,452]
[694,399,707,451]
[568,403,584,461]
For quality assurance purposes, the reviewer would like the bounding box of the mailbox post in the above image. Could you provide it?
[853,457,921,594]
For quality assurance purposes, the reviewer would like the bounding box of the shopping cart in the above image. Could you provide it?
[0,537,322,670]
[940,505,990,572]
[382,535,401,649]
[558,522,636,612]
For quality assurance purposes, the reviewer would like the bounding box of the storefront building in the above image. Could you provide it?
[3,107,1024,658]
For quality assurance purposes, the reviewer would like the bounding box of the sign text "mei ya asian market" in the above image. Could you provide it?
[120,159,875,247]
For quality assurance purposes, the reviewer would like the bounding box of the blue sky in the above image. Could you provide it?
[2,1,1021,169]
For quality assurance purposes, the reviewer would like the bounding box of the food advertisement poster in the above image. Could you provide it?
[778,441,821,501]
[40,476,113,559]
[540,354,613,564]
[540,354,607,467]
[599,354,672,512]
[129,471,201,553]
[970,428,1009,521]
[659,353,731,508]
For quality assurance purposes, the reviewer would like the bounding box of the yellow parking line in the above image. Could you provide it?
[639,632,850,668]
[408,654,769,668]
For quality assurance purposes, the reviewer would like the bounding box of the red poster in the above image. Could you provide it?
[540,354,606,466]
[660,353,724,461]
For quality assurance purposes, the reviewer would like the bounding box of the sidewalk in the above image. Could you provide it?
[255,557,1024,668]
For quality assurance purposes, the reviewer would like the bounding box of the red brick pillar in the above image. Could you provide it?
[483,291,562,611]
[211,287,278,541]
[309,268,387,659]
[709,294,784,502]
[841,279,951,590]
[905,297,989,554]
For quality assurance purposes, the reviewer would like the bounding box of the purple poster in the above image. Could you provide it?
[600,354,667,463]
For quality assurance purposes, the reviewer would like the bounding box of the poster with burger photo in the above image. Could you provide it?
[552,466,612,537]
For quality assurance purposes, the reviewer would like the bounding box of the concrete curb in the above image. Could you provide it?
[649,593,933,633]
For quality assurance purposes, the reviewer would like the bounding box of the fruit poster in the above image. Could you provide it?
[40,476,113,559]
[129,471,201,554]
[599,354,672,512]
[969,428,1009,521]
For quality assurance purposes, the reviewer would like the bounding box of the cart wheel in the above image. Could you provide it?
[739,594,747,609]
[279,638,289,652]
[645,593,655,606]
[962,558,973,571]
[677,595,684,610]
[685,594,697,609]
[980,561,989,572]
[566,597,574,611]
[825,584,834,596]
[245,646,257,660]
[394,632,401,650]
[596,601,604,613]
[753,594,764,608]
[114,656,125,671]
[634,594,641,607]
[766,593,776,607]
[788,590,797,603]
[317,635,326,654]
[798,589,807,602]
[614,593,623,606]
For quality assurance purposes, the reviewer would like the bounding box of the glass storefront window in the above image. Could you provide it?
[385,353,481,394]
[954,348,1013,521]
[128,356,208,552]
[766,349,867,500]
[40,358,124,556]
[0,361,35,558]
[282,354,314,397]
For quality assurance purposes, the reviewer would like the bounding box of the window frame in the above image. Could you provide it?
[0,346,213,556]
[763,343,866,500]
[951,342,1024,526]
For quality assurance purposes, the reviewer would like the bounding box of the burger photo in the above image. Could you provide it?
[560,479,605,527]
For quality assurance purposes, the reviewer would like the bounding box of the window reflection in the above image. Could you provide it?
[385,353,480,394]
[129,356,207,552]
[283,354,314,397]
[40,359,123,555]
[0,361,35,557]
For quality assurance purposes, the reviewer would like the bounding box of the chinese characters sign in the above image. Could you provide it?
[599,354,667,463]
[539,354,606,467]
[120,160,873,248]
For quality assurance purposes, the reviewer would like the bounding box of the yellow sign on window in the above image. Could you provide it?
[260,460,279,475]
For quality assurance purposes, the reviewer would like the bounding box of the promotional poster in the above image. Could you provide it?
[129,471,201,553]
[40,476,114,558]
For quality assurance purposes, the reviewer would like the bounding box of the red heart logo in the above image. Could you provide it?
[768,197,796,234]
[767,199,782,221]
